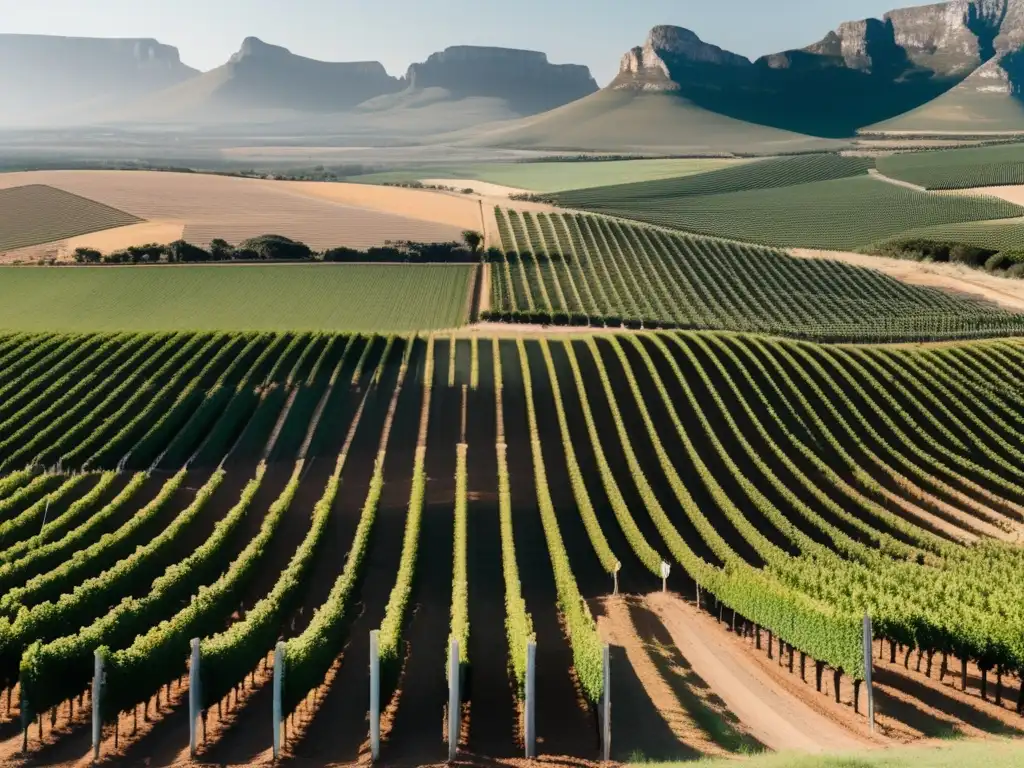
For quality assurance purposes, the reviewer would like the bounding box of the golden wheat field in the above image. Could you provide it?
[0,171,483,258]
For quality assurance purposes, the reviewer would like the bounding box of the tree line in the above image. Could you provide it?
[73,231,484,266]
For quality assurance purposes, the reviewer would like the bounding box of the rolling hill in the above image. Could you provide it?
[458,88,828,154]
[868,50,1024,134]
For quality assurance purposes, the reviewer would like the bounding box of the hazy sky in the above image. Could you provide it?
[0,0,932,84]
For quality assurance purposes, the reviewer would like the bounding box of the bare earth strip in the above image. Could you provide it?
[0,171,470,252]
[867,169,927,192]
[957,185,1024,206]
[644,592,872,754]
[791,248,1024,313]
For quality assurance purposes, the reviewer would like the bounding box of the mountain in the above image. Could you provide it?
[458,26,824,152]
[0,34,197,126]
[109,37,402,123]
[106,40,596,131]
[601,4,1024,138]
[458,88,829,154]
[868,48,1024,132]
[401,46,597,115]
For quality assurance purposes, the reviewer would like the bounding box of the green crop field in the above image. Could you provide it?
[877,143,1024,190]
[553,154,874,205]
[0,185,142,253]
[350,158,752,193]
[558,176,1024,251]
[0,264,474,332]
[868,217,1024,254]
[489,207,1024,341]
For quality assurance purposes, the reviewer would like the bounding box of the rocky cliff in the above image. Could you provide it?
[0,34,197,124]
[614,26,749,91]
[607,1,1024,136]
[402,46,597,115]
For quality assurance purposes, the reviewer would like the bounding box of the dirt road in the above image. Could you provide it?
[644,592,872,754]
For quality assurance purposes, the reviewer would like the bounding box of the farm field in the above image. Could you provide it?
[488,207,1024,341]
[552,154,875,204]
[0,171,478,258]
[0,185,141,253]
[876,144,1024,191]
[553,174,1024,251]
[0,265,474,332]
[0,330,1022,766]
[347,157,753,193]
[868,219,1024,255]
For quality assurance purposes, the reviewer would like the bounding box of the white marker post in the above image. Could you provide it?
[524,641,537,759]
[601,644,611,763]
[369,630,380,762]
[188,638,201,757]
[613,562,621,595]
[272,641,285,759]
[448,639,460,762]
[863,614,875,732]
[91,649,104,761]
[660,561,671,593]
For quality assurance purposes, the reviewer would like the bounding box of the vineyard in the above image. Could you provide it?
[0,329,1022,763]
[876,144,1024,191]
[868,219,1024,255]
[0,264,475,332]
[487,207,1024,341]
[549,175,1024,251]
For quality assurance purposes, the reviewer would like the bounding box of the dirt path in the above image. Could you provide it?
[791,248,1024,313]
[867,169,927,191]
[591,595,740,761]
[645,592,872,753]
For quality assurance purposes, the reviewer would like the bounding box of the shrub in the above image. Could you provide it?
[950,243,995,267]
[169,240,211,263]
[73,247,101,264]
[1008,263,1024,279]
[235,234,312,261]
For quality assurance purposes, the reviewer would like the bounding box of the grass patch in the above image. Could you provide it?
[0,185,141,253]
[0,264,474,332]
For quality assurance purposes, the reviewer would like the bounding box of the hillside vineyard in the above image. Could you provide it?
[488,208,1024,341]
[1,330,1024,758]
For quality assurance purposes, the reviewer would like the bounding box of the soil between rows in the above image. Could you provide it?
[289,339,422,763]
[498,339,598,760]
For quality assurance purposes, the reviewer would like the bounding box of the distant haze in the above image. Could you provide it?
[0,0,937,85]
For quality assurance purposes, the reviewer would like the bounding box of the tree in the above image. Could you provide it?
[209,239,234,261]
[462,230,483,255]
[169,240,211,263]
[73,247,102,264]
